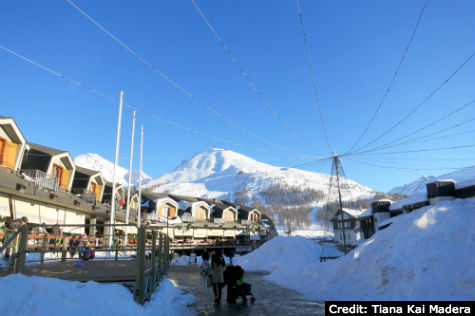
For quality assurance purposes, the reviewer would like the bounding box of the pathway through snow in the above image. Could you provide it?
[168,265,324,316]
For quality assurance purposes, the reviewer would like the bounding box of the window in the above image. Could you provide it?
[89,182,96,193]
[52,164,63,184]
[161,207,170,217]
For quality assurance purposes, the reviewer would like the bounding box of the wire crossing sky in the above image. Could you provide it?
[0,0,473,192]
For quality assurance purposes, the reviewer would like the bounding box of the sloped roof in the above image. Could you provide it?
[141,191,169,201]
[211,204,236,218]
[75,166,101,177]
[27,142,67,156]
[169,194,200,202]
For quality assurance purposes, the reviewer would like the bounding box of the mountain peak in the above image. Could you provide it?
[73,153,151,186]
[144,148,375,200]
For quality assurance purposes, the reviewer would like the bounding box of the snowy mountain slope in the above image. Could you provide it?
[389,166,475,196]
[74,153,152,187]
[144,147,375,201]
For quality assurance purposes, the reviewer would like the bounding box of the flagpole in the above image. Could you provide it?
[124,111,136,248]
[109,91,124,248]
[138,125,144,227]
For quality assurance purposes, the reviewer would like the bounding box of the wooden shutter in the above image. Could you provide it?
[95,184,101,201]
[170,207,176,217]
[60,169,70,189]
[225,210,234,221]
[3,141,17,169]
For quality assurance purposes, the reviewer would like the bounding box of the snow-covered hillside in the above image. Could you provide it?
[236,198,475,300]
[144,147,375,201]
[389,166,475,196]
[74,153,152,187]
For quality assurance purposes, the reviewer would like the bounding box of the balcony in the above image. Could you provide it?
[71,188,96,204]
[23,169,59,193]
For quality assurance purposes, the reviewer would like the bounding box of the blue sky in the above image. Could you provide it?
[1,0,474,192]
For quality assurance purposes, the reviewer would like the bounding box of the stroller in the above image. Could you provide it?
[79,244,95,260]
[224,265,255,303]
[236,280,255,303]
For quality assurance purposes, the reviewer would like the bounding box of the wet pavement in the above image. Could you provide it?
[168,265,324,316]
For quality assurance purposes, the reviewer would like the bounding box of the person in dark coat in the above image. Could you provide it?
[69,235,80,258]
[209,251,225,303]
[224,265,243,302]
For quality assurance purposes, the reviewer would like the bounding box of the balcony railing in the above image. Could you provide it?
[71,188,96,204]
[23,169,59,193]
[146,213,163,223]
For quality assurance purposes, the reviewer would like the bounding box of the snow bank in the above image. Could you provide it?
[237,198,475,300]
[236,236,323,272]
[0,275,195,316]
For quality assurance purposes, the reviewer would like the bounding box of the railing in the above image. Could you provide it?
[71,188,96,203]
[23,169,59,193]
[145,213,163,223]
[0,223,169,305]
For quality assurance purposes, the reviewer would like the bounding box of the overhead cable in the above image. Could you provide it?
[346,0,431,153]
[348,117,475,156]
[296,0,332,152]
[0,43,300,158]
[343,157,473,172]
[191,0,318,154]
[65,0,301,157]
[357,99,474,153]
[349,51,475,154]
[346,144,474,157]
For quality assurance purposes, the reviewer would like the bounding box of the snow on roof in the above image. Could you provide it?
[436,179,456,183]
[455,178,475,189]
[359,207,372,218]
[342,208,363,218]
[375,198,393,203]
[389,192,427,210]
[378,216,396,228]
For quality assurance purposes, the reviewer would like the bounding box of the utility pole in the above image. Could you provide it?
[333,153,347,255]
[109,91,124,248]
[124,111,136,248]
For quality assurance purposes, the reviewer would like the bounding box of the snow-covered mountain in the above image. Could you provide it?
[389,166,475,196]
[73,153,152,187]
[143,147,375,201]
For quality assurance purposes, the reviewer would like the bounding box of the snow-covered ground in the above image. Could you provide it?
[0,275,195,316]
[236,198,475,300]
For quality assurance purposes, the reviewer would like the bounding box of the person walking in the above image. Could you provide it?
[69,235,80,258]
[209,251,225,304]
[3,216,28,265]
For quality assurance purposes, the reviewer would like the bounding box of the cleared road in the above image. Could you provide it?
[168,265,324,316]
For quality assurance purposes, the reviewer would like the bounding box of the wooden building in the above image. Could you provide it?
[71,166,105,203]
[21,142,76,191]
[0,116,26,171]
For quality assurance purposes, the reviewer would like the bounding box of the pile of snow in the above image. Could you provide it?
[0,275,194,316]
[74,153,151,186]
[389,166,475,195]
[236,198,475,300]
[236,236,323,272]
